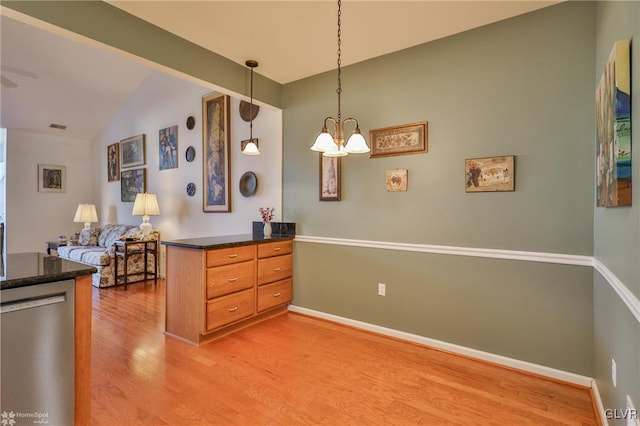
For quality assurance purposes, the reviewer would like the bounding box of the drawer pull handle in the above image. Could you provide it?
[273,292,281,297]
[228,254,239,258]
[273,267,281,272]
[273,247,281,251]
[228,277,238,282]
[228,306,238,312]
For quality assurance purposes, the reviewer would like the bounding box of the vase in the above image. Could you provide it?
[263,221,272,238]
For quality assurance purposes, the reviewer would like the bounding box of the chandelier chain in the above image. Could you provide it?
[336,0,342,120]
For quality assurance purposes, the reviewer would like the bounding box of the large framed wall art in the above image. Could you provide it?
[120,168,146,202]
[202,93,231,212]
[596,39,631,207]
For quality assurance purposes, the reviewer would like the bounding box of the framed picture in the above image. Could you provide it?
[121,134,146,168]
[370,122,428,158]
[159,125,178,170]
[38,164,66,192]
[320,154,341,201]
[465,155,515,193]
[107,142,120,182]
[202,93,231,212]
[120,168,146,202]
[596,39,631,207]
[386,169,408,192]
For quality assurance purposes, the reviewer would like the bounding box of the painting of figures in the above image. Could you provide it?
[159,125,178,170]
[202,93,231,212]
[596,39,631,207]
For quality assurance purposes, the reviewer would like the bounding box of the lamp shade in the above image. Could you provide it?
[132,193,160,216]
[343,131,370,154]
[73,204,98,224]
[310,131,338,153]
[242,139,261,155]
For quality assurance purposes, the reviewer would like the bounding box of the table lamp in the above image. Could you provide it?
[73,204,98,230]
[132,193,159,238]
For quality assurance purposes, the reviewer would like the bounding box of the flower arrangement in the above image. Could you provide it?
[259,207,274,223]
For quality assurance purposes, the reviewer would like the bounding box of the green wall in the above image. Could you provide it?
[593,0,640,420]
[284,2,597,375]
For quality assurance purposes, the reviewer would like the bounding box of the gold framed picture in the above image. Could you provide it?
[370,122,428,158]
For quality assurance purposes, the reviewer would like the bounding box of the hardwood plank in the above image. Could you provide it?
[90,279,600,425]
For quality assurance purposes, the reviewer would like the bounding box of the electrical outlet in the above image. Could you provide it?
[378,283,386,296]
[612,358,617,388]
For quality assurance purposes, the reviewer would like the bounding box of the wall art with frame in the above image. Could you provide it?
[37,164,66,193]
[159,125,178,170]
[596,38,631,207]
[320,155,341,201]
[465,155,515,193]
[202,93,231,212]
[370,122,428,158]
[120,168,146,202]
[121,134,146,168]
[107,142,120,182]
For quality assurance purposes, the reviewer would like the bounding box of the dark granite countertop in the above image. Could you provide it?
[0,253,97,291]
[161,233,294,250]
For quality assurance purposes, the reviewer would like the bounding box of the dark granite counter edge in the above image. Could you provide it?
[2,267,97,290]
[161,234,294,250]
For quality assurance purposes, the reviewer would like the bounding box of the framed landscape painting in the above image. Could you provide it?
[465,156,515,193]
[370,122,428,158]
[121,134,146,168]
[596,39,631,207]
[202,93,231,212]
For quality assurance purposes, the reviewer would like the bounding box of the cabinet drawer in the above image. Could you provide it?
[257,279,292,313]
[206,289,255,331]
[206,261,255,299]
[206,245,255,268]
[257,240,292,259]
[258,254,292,285]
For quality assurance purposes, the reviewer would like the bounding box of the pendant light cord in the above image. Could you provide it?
[250,64,254,139]
[336,0,342,122]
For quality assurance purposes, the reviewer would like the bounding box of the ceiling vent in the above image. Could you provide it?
[49,123,67,130]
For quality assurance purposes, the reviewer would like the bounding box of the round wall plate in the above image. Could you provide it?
[186,182,196,196]
[186,116,196,130]
[185,146,196,162]
[239,171,258,197]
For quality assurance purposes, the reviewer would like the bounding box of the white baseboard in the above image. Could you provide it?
[288,304,594,388]
[592,379,609,426]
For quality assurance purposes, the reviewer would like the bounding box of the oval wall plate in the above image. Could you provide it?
[186,116,196,130]
[185,146,196,162]
[239,171,257,197]
[186,182,196,196]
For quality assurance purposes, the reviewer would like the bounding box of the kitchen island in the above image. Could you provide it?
[0,253,95,426]
[162,233,294,345]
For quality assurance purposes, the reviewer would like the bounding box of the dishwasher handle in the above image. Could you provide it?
[1,292,67,314]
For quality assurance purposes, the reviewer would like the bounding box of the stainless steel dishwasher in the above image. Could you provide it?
[1,278,75,425]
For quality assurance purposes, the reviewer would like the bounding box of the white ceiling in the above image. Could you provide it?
[1,1,560,141]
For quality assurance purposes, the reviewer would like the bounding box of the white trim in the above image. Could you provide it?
[593,259,640,323]
[294,235,593,266]
[294,235,640,324]
[592,379,609,426]
[288,305,594,388]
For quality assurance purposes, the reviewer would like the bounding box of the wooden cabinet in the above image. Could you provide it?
[164,238,293,345]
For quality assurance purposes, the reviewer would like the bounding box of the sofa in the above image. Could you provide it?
[57,224,158,288]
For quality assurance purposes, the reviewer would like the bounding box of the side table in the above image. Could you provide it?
[46,241,65,255]
[113,240,158,289]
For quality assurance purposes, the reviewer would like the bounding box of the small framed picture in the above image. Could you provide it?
[320,154,341,201]
[121,134,146,168]
[38,164,66,193]
[120,168,146,202]
[370,122,428,158]
[107,142,120,182]
[465,155,515,192]
[386,169,408,192]
[159,125,178,170]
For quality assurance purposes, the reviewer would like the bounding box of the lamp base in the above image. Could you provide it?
[139,215,152,239]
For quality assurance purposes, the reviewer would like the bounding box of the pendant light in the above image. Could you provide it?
[310,0,370,157]
[241,60,260,155]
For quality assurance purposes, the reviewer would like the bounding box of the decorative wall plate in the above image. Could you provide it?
[239,171,257,197]
[185,146,196,162]
[186,116,196,130]
[239,101,259,122]
[186,182,196,196]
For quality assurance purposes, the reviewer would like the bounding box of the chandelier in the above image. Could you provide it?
[310,0,370,157]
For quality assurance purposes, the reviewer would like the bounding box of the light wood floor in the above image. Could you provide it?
[90,279,601,425]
